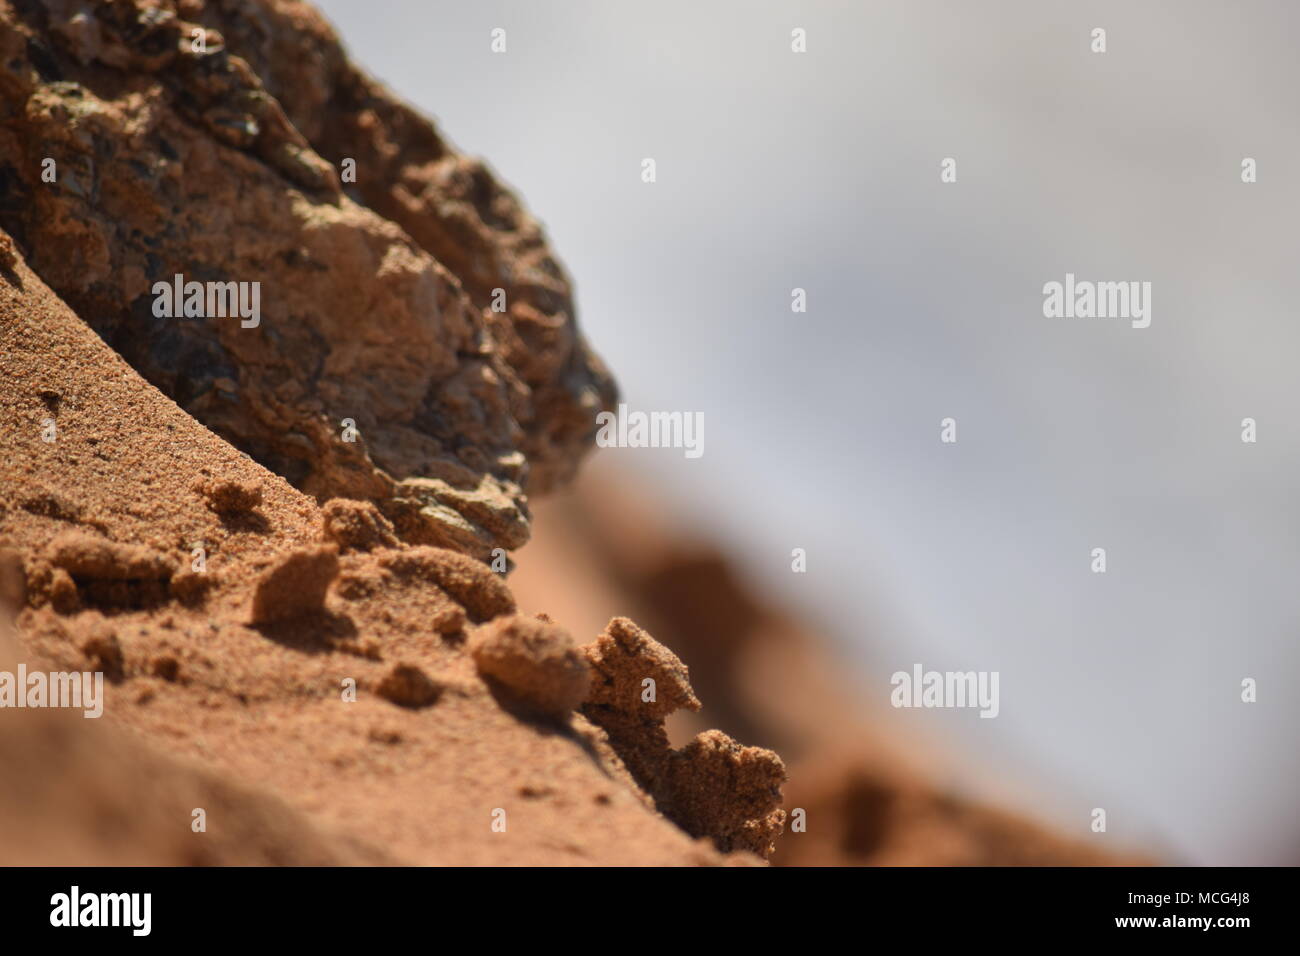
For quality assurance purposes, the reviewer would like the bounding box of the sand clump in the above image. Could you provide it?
[581,617,787,858]
[196,478,264,515]
[0,549,26,617]
[378,547,515,623]
[249,545,340,624]
[44,530,176,582]
[170,566,216,607]
[374,663,443,709]
[584,614,701,719]
[469,615,591,719]
[80,622,125,681]
[320,499,400,553]
[25,530,177,614]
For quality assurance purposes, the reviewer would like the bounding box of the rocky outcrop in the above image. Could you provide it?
[0,0,615,561]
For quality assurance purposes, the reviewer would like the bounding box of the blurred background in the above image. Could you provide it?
[316,0,1300,865]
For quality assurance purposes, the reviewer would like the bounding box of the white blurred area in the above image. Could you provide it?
[316,0,1300,864]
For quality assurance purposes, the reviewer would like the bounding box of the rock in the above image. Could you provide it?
[0,0,615,560]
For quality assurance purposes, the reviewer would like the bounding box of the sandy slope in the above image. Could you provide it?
[0,236,766,865]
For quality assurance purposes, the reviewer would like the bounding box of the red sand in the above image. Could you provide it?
[0,241,773,865]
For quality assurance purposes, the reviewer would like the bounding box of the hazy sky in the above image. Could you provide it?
[316,0,1300,864]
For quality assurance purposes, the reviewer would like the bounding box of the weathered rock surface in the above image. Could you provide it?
[0,0,616,560]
